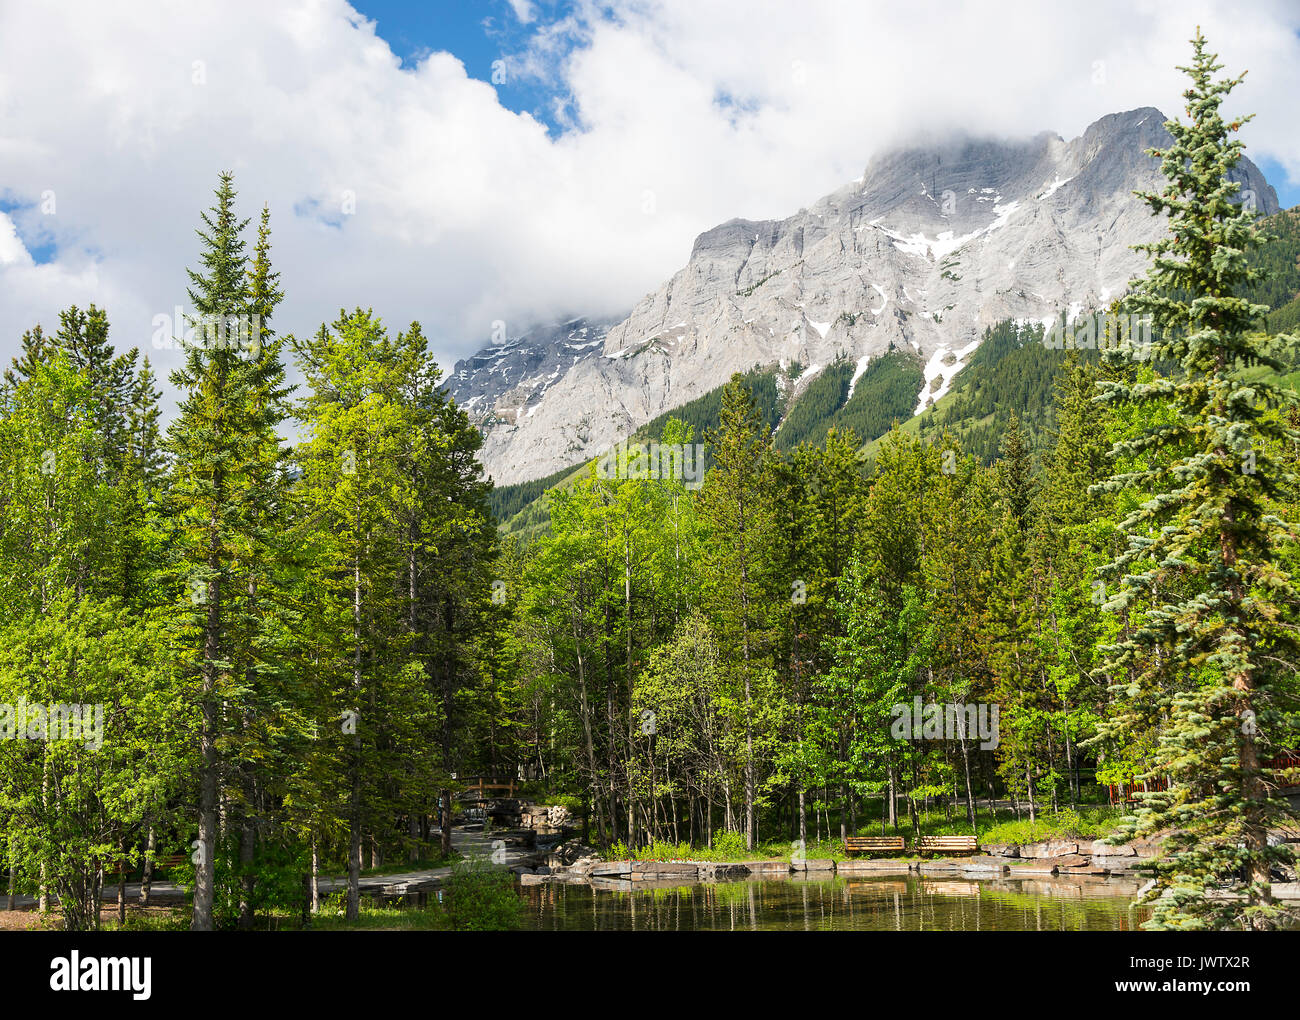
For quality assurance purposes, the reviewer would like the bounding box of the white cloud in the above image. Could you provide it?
[0,213,32,267]
[0,0,1297,406]
[506,0,537,25]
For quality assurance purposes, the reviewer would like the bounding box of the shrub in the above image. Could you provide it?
[445,856,524,931]
[980,808,1118,846]
[709,828,749,859]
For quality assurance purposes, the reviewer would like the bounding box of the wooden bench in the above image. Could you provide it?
[844,836,906,857]
[916,835,978,856]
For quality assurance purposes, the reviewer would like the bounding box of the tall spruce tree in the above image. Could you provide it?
[165,173,290,930]
[1094,30,1299,929]
[292,308,444,919]
[698,375,778,849]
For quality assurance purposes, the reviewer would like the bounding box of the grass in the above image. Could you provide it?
[977,808,1120,846]
[109,907,192,931]
[280,894,454,931]
[20,897,461,931]
[847,804,1121,845]
[603,803,1124,862]
[358,851,456,877]
[0,905,191,932]
[608,836,853,864]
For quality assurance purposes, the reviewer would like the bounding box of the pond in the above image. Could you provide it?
[521,873,1151,931]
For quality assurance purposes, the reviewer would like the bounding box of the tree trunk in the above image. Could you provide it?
[238,798,255,929]
[738,498,755,851]
[310,833,320,914]
[346,553,363,922]
[571,619,605,846]
[1063,717,1078,811]
[958,725,977,830]
[193,662,218,929]
[140,824,155,906]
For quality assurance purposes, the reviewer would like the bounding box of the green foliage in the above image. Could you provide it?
[776,359,853,449]
[636,367,782,451]
[0,598,188,931]
[1245,207,1300,315]
[8,50,1300,934]
[737,269,783,296]
[1093,32,1300,930]
[930,320,1074,463]
[824,350,923,449]
[445,856,524,930]
[708,828,749,859]
[489,460,582,524]
[979,809,1119,846]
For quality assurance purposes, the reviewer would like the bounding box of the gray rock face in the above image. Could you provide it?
[1020,839,1080,858]
[447,314,623,437]
[447,108,1277,487]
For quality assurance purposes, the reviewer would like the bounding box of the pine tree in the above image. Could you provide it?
[292,308,443,919]
[223,205,299,928]
[923,435,997,828]
[998,411,1036,532]
[698,375,778,849]
[987,418,1049,819]
[1031,355,1117,809]
[165,173,292,930]
[396,321,495,858]
[844,427,933,834]
[1094,30,1300,929]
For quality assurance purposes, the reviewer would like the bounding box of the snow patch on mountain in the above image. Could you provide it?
[915,337,983,415]
[446,108,1279,486]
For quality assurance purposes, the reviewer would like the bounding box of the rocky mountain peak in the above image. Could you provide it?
[447,108,1278,488]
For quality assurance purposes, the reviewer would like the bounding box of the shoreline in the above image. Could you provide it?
[529,833,1300,901]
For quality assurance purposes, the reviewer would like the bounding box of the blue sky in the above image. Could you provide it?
[0,197,56,265]
[352,0,578,133]
[354,1,1300,208]
[1256,157,1299,209]
[2,0,1298,379]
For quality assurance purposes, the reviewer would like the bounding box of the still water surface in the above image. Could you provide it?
[523,874,1151,931]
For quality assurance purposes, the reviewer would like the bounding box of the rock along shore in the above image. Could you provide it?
[525,835,1300,900]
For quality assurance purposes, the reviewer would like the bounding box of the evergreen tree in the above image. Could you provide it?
[1094,30,1300,929]
[164,173,291,930]
[698,375,779,849]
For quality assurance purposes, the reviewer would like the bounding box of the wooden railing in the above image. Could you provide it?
[457,775,518,799]
[1108,755,1300,805]
[1106,777,1168,807]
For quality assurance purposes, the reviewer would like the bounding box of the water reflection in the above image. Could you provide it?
[523,873,1152,931]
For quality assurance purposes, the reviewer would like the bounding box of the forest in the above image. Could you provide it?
[0,33,1297,933]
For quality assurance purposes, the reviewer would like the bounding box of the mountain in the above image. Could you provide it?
[488,204,1300,539]
[445,315,623,426]
[447,108,1278,487]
